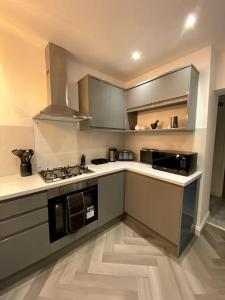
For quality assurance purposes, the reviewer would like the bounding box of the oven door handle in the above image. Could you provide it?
[81,192,86,225]
[65,197,70,234]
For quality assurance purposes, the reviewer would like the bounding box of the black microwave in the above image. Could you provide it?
[152,150,197,176]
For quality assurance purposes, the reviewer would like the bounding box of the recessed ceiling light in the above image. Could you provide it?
[184,13,197,29]
[131,51,141,61]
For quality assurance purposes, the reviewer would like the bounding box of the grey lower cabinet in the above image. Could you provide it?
[125,171,198,255]
[78,75,126,130]
[98,172,125,226]
[0,192,50,280]
[0,224,50,280]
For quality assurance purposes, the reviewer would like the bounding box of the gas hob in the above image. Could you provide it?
[39,165,94,183]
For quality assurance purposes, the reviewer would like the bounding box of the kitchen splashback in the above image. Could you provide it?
[33,120,124,171]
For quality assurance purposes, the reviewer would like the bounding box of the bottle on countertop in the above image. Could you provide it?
[80,154,86,166]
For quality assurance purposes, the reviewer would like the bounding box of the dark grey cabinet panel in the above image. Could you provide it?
[0,208,48,239]
[179,180,198,255]
[126,81,152,110]
[0,192,47,220]
[98,172,125,226]
[0,223,50,280]
[150,67,190,103]
[79,76,126,130]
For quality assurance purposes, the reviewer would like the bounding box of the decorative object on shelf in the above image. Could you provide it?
[150,120,159,129]
[135,124,141,130]
[169,116,179,128]
[140,126,146,131]
[12,149,34,177]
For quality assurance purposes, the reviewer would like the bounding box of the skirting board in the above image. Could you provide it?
[195,211,210,236]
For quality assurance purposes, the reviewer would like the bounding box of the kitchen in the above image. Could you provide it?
[0,1,225,299]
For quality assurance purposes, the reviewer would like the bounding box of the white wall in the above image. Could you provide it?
[215,51,225,92]
[0,22,47,176]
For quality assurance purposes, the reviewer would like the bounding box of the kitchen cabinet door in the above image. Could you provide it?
[151,66,191,103]
[126,81,152,110]
[88,76,108,128]
[147,178,183,245]
[107,85,126,129]
[98,172,125,226]
[79,76,126,130]
[0,223,50,280]
[125,172,150,226]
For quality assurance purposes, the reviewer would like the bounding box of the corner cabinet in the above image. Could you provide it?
[125,171,199,256]
[98,172,125,226]
[78,75,126,130]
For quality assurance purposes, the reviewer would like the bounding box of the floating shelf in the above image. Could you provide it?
[127,128,193,133]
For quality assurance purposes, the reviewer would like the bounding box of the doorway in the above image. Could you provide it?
[208,95,225,230]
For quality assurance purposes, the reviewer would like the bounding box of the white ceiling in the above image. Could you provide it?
[0,0,225,80]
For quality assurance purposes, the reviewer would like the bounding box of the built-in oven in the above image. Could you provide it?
[48,178,98,243]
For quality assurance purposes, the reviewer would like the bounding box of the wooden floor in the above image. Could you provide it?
[0,221,225,300]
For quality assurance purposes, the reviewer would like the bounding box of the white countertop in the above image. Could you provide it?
[0,162,202,202]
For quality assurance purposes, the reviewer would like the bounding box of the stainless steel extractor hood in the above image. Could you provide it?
[33,43,91,122]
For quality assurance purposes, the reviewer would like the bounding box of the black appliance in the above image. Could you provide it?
[48,178,98,243]
[117,150,134,161]
[140,148,158,164]
[12,149,34,177]
[152,150,197,176]
[91,158,109,165]
[39,165,94,183]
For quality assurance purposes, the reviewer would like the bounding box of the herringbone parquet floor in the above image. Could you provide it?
[0,221,225,300]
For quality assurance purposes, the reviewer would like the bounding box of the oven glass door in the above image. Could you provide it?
[48,197,67,243]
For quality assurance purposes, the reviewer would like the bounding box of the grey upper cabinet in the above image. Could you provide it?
[79,75,126,130]
[98,172,125,227]
[125,65,199,114]
[150,66,191,103]
[126,81,152,110]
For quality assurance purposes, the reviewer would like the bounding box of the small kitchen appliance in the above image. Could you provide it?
[12,149,34,177]
[108,148,117,162]
[152,150,197,176]
[117,150,134,161]
[140,148,158,164]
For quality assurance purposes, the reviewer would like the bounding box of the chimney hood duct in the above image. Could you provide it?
[33,43,91,122]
